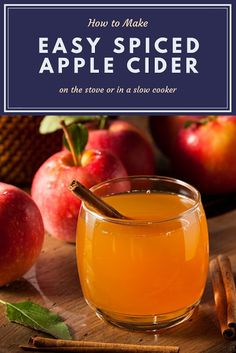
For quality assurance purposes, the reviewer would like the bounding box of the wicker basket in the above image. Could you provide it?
[0,116,62,185]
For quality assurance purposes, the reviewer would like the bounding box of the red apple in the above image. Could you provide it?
[173,116,236,194]
[149,116,200,157]
[0,183,44,287]
[31,149,127,243]
[86,120,155,175]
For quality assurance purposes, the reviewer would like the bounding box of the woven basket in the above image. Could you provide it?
[0,116,62,185]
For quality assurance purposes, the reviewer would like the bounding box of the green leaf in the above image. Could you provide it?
[0,300,72,340]
[39,116,101,134]
[63,123,88,155]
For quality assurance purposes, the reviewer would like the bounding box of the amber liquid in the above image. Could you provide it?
[77,192,208,317]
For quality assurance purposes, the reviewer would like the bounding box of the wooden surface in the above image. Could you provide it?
[1,210,236,353]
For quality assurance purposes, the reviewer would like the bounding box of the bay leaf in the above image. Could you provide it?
[0,300,72,340]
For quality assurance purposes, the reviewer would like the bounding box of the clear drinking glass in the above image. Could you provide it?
[76,176,209,332]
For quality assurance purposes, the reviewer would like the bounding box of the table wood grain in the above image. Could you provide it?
[1,210,236,353]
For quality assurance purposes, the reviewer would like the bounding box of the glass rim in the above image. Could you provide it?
[82,175,201,225]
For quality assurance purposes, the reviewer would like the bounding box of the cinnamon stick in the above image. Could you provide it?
[20,347,179,353]
[209,258,235,339]
[217,255,236,328]
[68,179,128,220]
[20,336,180,353]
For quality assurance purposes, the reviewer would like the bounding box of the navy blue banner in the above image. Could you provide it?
[2,2,234,114]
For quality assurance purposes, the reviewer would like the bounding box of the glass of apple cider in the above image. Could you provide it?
[76,176,209,332]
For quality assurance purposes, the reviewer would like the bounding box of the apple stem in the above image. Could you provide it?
[184,116,217,128]
[99,116,108,129]
[60,121,80,166]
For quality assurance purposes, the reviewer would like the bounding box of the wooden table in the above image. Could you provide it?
[1,209,236,353]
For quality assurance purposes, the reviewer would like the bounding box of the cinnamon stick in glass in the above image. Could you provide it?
[20,336,180,353]
[68,179,128,219]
